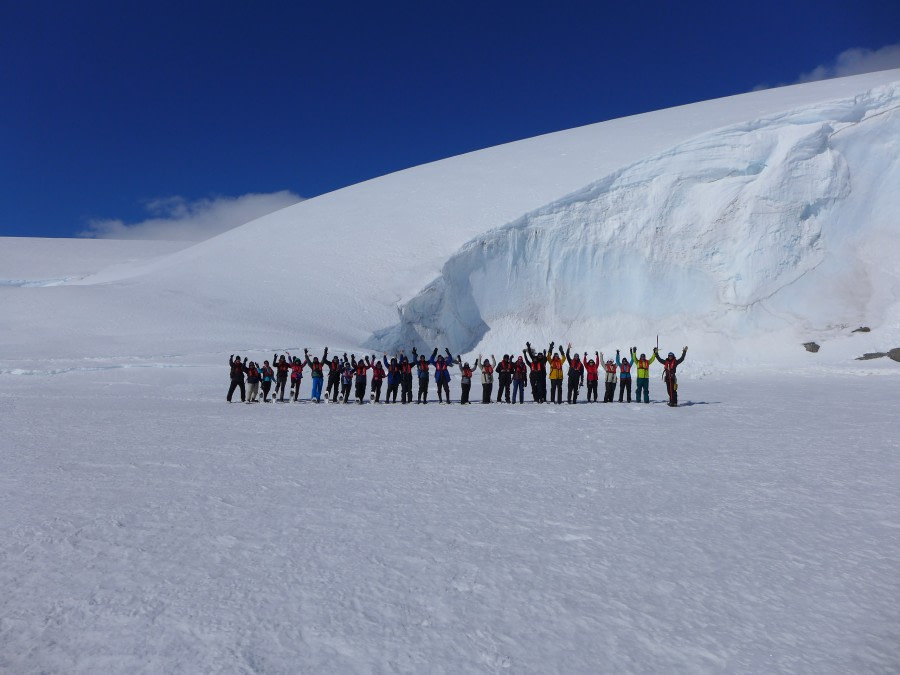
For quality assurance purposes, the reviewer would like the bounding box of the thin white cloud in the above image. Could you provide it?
[796,43,900,83]
[81,190,303,241]
[754,43,900,91]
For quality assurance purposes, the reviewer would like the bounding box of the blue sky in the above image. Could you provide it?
[2,1,899,239]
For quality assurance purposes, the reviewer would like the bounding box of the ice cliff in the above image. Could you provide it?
[368,81,900,357]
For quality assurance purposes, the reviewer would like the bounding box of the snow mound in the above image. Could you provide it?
[368,80,900,362]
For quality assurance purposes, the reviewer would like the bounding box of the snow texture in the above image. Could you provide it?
[1,369,898,673]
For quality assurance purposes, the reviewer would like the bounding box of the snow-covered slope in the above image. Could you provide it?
[2,69,899,367]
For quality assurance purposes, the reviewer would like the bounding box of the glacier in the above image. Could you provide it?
[368,81,900,360]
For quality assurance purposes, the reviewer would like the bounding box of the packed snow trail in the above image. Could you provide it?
[1,367,897,672]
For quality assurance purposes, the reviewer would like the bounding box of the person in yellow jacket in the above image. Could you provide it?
[630,346,656,404]
[547,342,568,405]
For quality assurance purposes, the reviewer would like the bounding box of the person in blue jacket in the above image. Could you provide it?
[340,358,354,403]
[412,347,437,404]
[433,348,454,403]
[383,354,402,403]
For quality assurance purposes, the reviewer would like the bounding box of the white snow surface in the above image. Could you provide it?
[2,71,900,672]
[1,370,898,673]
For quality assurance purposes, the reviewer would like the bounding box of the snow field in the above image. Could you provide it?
[1,367,897,672]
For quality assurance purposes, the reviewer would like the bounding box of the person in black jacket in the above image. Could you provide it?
[495,355,513,403]
[227,354,247,402]
[273,353,290,402]
[412,347,436,404]
[351,355,370,404]
[565,347,585,404]
[655,346,688,407]
[524,342,547,403]
[399,352,414,404]
[456,355,474,404]
[325,355,342,402]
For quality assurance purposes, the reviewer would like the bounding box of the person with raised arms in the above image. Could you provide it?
[599,351,617,403]
[412,347,437,404]
[260,359,275,402]
[615,349,633,402]
[523,342,547,403]
[583,352,600,402]
[433,348,454,403]
[655,345,688,407]
[382,354,402,403]
[630,347,656,404]
[547,342,567,405]
[456,354,474,404]
[565,345,585,404]
[272,352,290,402]
[370,356,386,402]
[351,354,371,404]
[477,354,496,404]
[227,354,248,403]
[325,354,342,402]
[304,347,328,403]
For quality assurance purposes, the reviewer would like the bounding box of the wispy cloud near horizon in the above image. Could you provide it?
[755,43,900,91]
[795,43,900,83]
[80,191,303,241]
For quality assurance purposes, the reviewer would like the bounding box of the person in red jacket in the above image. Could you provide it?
[654,346,688,407]
[288,353,305,402]
[583,352,600,402]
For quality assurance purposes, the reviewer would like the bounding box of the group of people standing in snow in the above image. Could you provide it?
[227,342,689,407]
